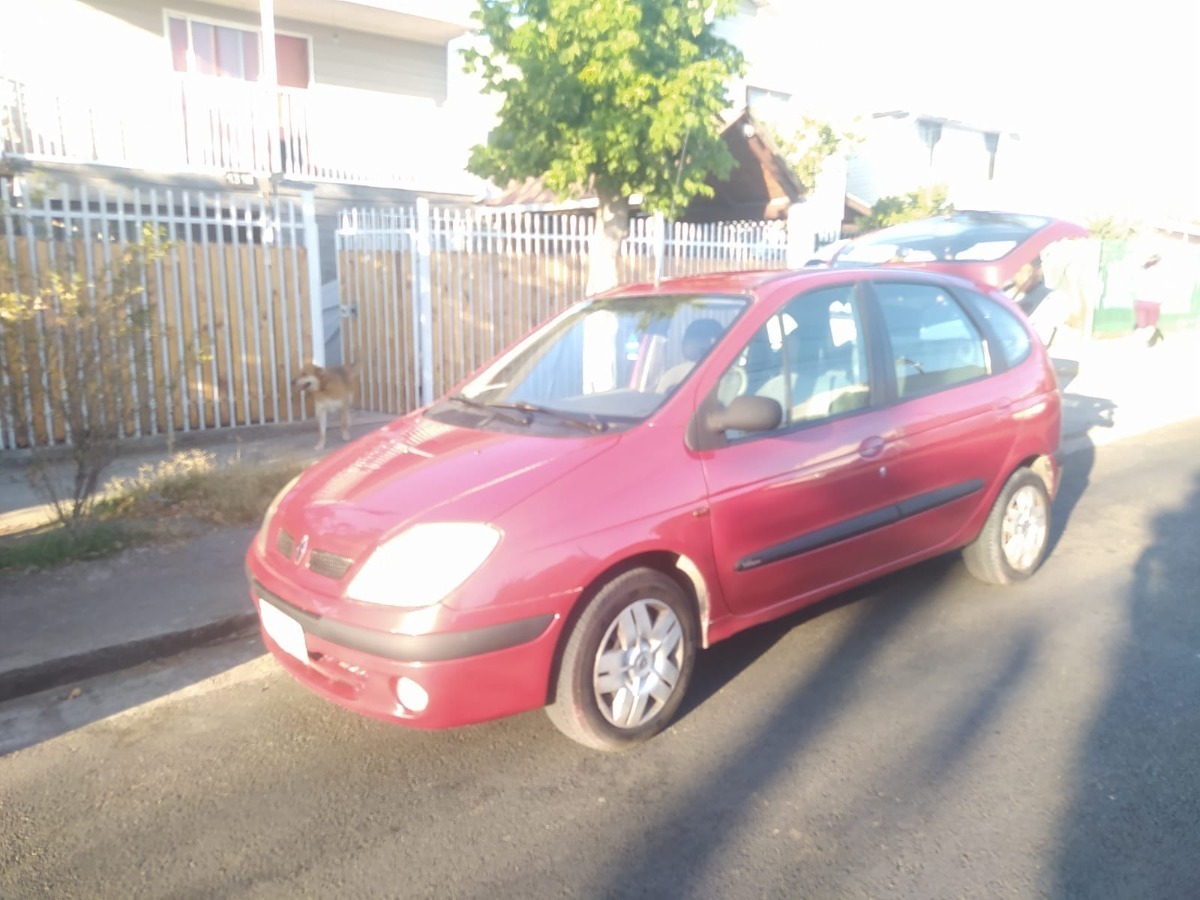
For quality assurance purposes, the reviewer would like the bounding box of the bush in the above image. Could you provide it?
[857,185,953,232]
[1,225,170,528]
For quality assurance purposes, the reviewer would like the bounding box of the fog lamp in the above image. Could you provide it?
[395,677,429,713]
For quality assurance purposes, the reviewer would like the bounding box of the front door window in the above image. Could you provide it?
[717,285,872,435]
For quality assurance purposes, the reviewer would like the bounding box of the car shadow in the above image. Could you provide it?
[678,554,962,723]
[1049,392,1116,557]
[588,550,1022,898]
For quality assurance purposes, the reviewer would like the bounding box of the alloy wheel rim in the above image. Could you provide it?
[1000,484,1048,572]
[592,598,685,729]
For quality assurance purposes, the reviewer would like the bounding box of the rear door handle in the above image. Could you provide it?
[858,436,885,459]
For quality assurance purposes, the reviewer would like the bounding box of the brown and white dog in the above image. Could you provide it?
[292,362,357,450]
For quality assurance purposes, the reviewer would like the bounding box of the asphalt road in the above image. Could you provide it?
[3,419,1199,900]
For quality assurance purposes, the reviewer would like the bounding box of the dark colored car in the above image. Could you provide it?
[246,267,1061,751]
[829,210,1089,298]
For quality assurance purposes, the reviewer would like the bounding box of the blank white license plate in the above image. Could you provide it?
[259,599,308,665]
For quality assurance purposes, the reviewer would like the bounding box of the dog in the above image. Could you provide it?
[292,362,357,450]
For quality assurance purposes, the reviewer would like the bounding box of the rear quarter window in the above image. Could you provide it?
[958,289,1032,369]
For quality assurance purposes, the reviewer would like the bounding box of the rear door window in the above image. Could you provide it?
[872,283,989,399]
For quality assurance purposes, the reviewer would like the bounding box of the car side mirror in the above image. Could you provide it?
[706,396,782,434]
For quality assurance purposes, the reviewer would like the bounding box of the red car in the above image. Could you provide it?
[246,267,1061,750]
[829,210,1088,298]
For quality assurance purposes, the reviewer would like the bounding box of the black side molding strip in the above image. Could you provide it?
[251,581,554,663]
[896,479,985,518]
[736,478,985,572]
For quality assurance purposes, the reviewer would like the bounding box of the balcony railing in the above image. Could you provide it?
[1,73,485,195]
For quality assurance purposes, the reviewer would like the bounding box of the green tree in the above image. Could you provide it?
[756,111,859,195]
[858,184,953,232]
[464,0,745,292]
[1085,214,1139,240]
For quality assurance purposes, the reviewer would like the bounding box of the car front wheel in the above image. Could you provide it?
[547,567,697,751]
[962,468,1051,584]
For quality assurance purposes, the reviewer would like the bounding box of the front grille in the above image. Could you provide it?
[308,549,354,579]
[274,529,352,579]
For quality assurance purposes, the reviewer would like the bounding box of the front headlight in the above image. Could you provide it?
[346,522,501,608]
[254,474,302,555]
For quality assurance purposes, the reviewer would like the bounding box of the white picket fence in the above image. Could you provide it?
[336,204,793,412]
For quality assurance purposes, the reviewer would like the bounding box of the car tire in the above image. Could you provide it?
[962,468,1051,585]
[546,568,697,751]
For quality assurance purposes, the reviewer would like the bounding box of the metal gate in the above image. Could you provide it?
[336,199,594,415]
[335,202,792,417]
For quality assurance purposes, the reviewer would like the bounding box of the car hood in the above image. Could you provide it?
[274,415,617,560]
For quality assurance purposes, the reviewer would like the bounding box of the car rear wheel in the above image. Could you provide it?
[962,468,1051,585]
[547,568,696,751]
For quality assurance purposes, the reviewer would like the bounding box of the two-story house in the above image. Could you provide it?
[845,111,1026,215]
[1,0,487,198]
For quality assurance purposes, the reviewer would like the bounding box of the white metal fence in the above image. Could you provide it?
[336,205,791,413]
[1,177,801,450]
[0,179,318,450]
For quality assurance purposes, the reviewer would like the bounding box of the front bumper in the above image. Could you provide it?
[247,577,564,730]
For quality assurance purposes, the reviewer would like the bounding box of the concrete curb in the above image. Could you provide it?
[0,613,259,705]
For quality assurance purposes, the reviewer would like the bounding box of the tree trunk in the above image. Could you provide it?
[586,195,631,295]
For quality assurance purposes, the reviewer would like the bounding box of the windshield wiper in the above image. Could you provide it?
[500,401,608,434]
[446,394,532,426]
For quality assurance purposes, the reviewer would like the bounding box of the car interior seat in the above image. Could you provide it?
[756,320,824,423]
[655,317,725,394]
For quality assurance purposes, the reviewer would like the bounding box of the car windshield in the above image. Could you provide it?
[432,294,747,430]
[836,213,1052,265]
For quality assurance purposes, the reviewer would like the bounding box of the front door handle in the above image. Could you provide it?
[858,436,885,459]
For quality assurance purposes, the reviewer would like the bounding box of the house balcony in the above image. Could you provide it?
[1,72,486,197]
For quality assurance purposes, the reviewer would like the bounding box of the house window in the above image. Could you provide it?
[168,16,310,88]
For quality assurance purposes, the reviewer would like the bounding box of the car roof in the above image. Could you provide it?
[602,268,791,299]
[598,265,996,304]
[835,210,1087,260]
[857,210,1058,243]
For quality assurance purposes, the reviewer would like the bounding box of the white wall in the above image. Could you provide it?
[3,0,449,100]
[846,115,1028,211]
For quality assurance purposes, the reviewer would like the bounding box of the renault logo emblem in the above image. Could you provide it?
[293,534,309,565]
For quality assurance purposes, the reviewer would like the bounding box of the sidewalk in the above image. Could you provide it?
[1051,326,1200,455]
[1,331,1197,704]
[0,412,394,536]
[0,413,393,703]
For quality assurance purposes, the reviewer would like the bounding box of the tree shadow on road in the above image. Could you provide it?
[677,578,886,722]
[1053,469,1200,898]
[591,554,1043,898]
[0,634,264,757]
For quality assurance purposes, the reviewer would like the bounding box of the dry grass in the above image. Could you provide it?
[0,451,308,571]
